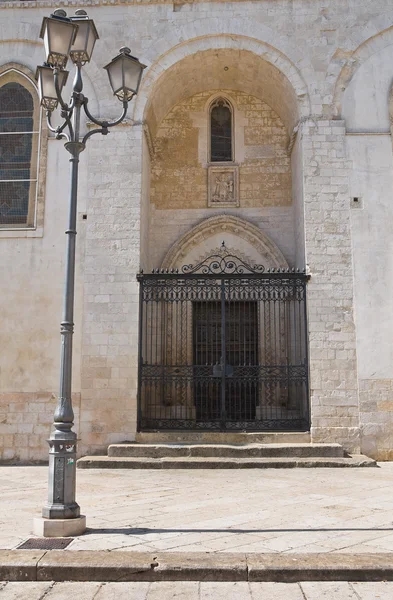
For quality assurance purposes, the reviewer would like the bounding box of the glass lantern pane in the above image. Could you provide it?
[37,67,68,110]
[71,20,89,53]
[44,18,76,66]
[124,58,142,94]
[86,24,97,60]
[107,58,124,96]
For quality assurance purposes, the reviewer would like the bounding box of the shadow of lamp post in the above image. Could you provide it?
[34,8,145,537]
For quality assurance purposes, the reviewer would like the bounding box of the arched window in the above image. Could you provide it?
[210,98,233,162]
[0,78,39,227]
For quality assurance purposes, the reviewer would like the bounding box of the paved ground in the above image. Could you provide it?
[1,580,393,599]
[1,464,393,554]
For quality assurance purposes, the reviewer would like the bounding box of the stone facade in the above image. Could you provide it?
[1,0,393,461]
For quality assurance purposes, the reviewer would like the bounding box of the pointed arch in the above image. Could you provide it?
[0,63,43,229]
[161,215,289,270]
[209,96,233,162]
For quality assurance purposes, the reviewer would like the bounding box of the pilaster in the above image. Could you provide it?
[79,123,143,454]
[301,119,360,452]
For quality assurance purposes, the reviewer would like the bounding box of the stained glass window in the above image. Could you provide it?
[0,81,38,226]
[210,98,232,162]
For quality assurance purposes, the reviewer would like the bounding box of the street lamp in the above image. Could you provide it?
[34,8,146,537]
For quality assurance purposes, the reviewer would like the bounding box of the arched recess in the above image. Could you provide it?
[161,215,289,271]
[134,35,310,136]
[331,25,393,120]
[139,39,308,272]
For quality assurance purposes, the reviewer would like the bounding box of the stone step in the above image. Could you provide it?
[107,442,345,458]
[77,454,376,469]
[135,432,311,444]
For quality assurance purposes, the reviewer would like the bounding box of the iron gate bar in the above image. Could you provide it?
[137,249,310,432]
[220,277,226,428]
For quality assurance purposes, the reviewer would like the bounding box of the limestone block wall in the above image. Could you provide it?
[346,135,393,460]
[151,90,291,210]
[0,393,80,463]
[78,124,143,456]
[301,120,361,453]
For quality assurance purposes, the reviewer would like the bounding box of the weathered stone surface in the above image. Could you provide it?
[6,465,393,556]
[0,582,54,600]
[107,443,345,459]
[0,550,45,581]
[2,550,393,583]
[153,552,247,581]
[37,551,155,582]
[77,455,376,469]
[43,581,102,600]
[247,553,393,582]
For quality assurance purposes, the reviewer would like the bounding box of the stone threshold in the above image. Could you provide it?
[2,550,393,582]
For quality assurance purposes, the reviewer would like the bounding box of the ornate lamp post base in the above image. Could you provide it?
[33,515,86,537]
[34,427,86,537]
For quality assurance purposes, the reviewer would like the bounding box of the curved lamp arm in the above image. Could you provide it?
[82,126,109,145]
[53,69,71,112]
[83,98,128,128]
[46,110,59,134]
[46,110,71,142]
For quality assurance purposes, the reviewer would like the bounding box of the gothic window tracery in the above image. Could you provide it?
[210,98,232,162]
[0,78,39,227]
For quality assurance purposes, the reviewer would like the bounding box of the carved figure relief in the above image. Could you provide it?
[213,173,234,202]
[208,166,239,207]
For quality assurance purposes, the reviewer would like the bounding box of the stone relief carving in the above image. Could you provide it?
[208,166,239,207]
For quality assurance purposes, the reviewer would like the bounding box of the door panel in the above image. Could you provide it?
[193,301,258,424]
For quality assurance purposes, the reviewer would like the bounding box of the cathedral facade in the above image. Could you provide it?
[1,0,393,461]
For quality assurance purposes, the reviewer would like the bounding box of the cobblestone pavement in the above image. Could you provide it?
[1,465,393,554]
[1,581,393,599]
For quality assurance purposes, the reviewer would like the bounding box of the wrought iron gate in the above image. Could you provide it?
[137,248,310,431]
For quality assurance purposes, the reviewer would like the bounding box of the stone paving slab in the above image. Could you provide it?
[2,550,393,582]
[1,465,393,555]
[2,581,393,599]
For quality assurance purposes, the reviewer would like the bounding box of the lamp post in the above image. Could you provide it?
[34,8,145,537]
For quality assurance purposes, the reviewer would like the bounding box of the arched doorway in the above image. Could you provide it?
[137,217,309,431]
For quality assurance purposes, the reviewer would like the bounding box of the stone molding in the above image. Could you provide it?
[161,214,289,270]
[143,122,155,159]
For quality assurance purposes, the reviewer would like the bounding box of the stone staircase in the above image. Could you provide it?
[77,432,376,469]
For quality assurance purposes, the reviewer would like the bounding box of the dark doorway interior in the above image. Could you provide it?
[193,301,258,422]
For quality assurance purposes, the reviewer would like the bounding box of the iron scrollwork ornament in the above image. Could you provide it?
[181,242,266,275]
